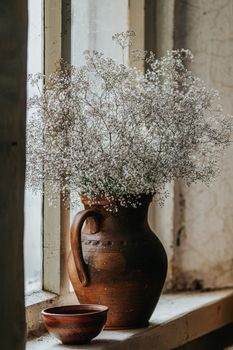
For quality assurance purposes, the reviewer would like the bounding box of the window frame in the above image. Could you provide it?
[26,0,72,335]
[42,0,71,296]
[26,0,146,336]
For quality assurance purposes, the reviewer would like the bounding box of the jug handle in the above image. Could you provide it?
[70,209,99,287]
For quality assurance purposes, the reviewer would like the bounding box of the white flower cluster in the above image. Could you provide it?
[26,32,233,209]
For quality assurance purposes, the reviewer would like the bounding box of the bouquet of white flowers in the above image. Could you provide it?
[26,31,233,210]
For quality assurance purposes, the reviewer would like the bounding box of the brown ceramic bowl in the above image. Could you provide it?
[41,304,108,345]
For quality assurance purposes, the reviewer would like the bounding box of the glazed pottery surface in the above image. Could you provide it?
[41,304,108,345]
[67,195,167,329]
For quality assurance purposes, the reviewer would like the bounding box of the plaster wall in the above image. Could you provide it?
[173,0,233,289]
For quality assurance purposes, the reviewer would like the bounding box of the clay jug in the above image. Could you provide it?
[67,195,167,329]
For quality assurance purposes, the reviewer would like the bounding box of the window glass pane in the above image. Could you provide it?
[24,0,43,294]
[71,0,128,66]
[70,0,129,217]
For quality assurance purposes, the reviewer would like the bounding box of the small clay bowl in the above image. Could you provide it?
[41,304,108,345]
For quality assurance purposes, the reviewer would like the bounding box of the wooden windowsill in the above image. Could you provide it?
[27,289,233,350]
[26,290,78,336]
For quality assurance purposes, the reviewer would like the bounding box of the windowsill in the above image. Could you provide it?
[26,290,58,307]
[27,289,233,350]
[26,290,78,336]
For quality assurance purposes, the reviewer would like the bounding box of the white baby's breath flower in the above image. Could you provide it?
[26,34,233,211]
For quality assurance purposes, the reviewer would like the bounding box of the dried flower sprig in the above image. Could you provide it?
[26,32,233,210]
[112,30,135,64]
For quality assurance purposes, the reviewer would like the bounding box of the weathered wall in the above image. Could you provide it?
[173,0,233,289]
[0,1,27,349]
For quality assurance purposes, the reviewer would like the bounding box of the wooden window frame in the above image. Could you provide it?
[26,0,73,336]
[26,0,147,336]
[43,0,71,296]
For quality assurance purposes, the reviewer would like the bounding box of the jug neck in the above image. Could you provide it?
[81,194,152,219]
